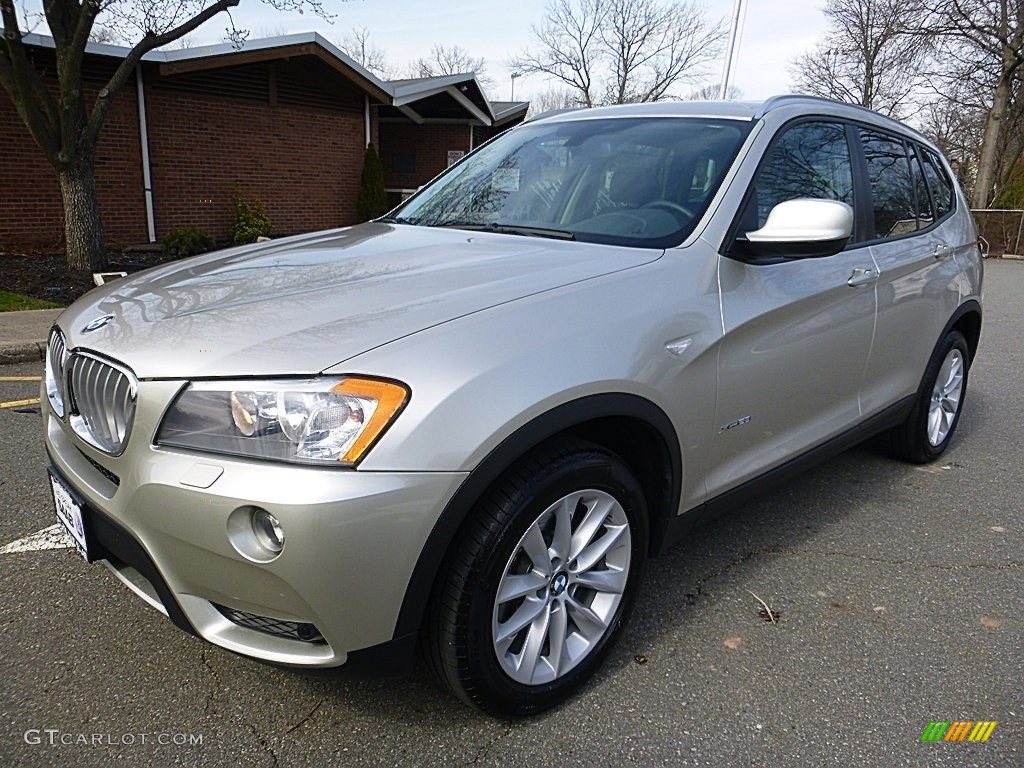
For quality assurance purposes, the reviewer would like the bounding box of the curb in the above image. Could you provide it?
[0,341,46,365]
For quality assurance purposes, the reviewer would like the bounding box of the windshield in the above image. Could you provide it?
[393,117,752,248]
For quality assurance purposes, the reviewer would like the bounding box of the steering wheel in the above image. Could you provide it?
[642,200,695,220]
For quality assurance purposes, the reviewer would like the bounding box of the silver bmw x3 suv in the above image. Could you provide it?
[42,96,982,716]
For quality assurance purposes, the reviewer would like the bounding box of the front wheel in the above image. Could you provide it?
[426,439,648,716]
[888,329,970,463]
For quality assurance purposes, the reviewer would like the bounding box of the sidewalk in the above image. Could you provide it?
[0,308,63,364]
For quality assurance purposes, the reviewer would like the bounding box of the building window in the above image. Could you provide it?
[392,153,416,174]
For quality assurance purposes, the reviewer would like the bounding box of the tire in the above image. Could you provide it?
[888,329,970,463]
[426,438,648,716]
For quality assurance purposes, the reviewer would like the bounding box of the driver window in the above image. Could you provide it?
[740,122,854,233]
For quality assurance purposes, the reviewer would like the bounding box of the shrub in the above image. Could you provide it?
[993,159,1024,209]
[232,191,271,245]
[356,143,390,221]
[162,226,215,258]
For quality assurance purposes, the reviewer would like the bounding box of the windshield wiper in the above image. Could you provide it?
[377,215,417,225]
[431,222,576,240]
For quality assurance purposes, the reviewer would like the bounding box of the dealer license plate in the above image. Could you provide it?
[49,470,89,560]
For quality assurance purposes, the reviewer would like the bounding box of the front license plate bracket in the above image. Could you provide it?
[48,468,94,562]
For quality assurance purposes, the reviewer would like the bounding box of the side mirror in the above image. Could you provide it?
[744,198,853,258]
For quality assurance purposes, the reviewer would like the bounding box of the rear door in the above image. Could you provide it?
[709,120,877,496]
[858,132,965,415]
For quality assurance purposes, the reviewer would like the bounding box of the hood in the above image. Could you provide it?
[57,223,662,378]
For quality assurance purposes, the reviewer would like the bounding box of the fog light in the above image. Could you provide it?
[296,623,322,642]
[251,508,285,553]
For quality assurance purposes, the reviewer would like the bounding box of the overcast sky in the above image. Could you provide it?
[212,0,829,102]
[21,0,827,103]
[167,0,826,103]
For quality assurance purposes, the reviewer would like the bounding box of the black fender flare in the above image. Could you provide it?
[940,299,982,363]
[391,392,682,639]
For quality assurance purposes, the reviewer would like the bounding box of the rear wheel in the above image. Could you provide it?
[888,330,970,463]
[427,439,647,716]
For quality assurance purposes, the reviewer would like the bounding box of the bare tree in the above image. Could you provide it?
[246,24,290,39]
[0,0,334,271]
[789,0,931,118]
[166,32,204,50]
[340,26,391,78]
[13,0,42,32]
[926,0,1024,207]
[601,0,723,103]
[511,0,605,107]
[513,0,721,107]
[411,44,493,90]
[88,24,121,44]
[689,82,741,100]
[918,92,987,190]
[528,85,581,115]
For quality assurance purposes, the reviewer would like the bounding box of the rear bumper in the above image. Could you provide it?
[43,379,465,668]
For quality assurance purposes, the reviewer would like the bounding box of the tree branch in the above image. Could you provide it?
[85,0,239,146]
[1,0,61,158]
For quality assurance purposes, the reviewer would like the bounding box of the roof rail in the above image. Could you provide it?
[754,94,853,118]
[755,93,935,145]
[525,106,586,123]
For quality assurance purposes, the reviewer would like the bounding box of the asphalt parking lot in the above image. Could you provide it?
[1,260,1021,768]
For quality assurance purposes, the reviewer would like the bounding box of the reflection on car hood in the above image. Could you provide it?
[57,223,662,378]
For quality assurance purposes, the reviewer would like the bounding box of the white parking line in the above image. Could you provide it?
[0,524,73,554]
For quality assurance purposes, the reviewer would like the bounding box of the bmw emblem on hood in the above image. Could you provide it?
[82,314,115,333]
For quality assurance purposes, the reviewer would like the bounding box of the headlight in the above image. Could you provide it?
[155,377,409,466]
[45,328,67,418]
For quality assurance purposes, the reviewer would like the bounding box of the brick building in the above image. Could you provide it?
[378,75,527,202]
[0,33,527,252]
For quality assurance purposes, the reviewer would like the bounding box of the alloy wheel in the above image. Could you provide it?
[928,347,964,446]
[491,489,631,685]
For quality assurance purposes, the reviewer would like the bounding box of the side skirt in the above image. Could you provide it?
[656,394,916,554]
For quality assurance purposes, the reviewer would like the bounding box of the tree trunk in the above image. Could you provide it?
[973,71,1013,208]
[57,158,107,272]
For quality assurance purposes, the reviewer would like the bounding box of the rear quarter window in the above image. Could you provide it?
[909,146,935,229]
[921,149,954,220]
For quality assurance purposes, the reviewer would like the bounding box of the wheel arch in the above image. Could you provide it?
[947,300,982,365]
[391,392,682,639]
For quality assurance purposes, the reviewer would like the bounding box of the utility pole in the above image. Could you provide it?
[511,71,522,101]
[719,0,745,99]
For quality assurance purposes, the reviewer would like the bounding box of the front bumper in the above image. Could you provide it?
[43,378,466,667]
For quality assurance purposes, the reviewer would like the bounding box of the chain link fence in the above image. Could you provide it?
[971,209,1024,257]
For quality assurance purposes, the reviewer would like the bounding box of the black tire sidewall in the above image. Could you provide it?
[463,449,648,715]
[911,330,970,460]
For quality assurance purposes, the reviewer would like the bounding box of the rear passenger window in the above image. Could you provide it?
[910,146,934,229]
[860,130,916,239]
[741,121,854,231]
[921,150,954,219]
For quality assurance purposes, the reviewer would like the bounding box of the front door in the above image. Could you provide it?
[709,120,877,497]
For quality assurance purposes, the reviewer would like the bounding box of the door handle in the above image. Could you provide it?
[934,243,953,259]
[847,267,879,287]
